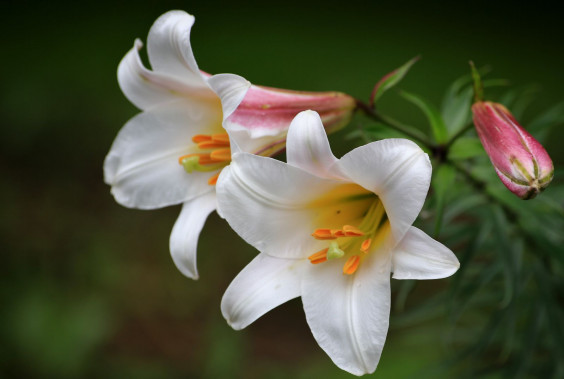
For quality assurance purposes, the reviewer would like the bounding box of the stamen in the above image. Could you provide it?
[212,133,230,144]
[312,229,337,240]
[210,148,231,162]
[343,255,361,275]
[360,238,372,253]
[208,172,221,186]
[198,140,230,149]
[308,248,329,264]
[192,134,212,143]
[327,241,345,260]
[342,225,364,237]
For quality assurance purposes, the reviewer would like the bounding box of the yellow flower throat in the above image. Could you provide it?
[307,186,389,275]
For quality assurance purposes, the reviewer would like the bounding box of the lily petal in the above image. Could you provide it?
[221,253,304,330]
[117,39,212,111]
[286,110,340,179]
[392,227,460,280]
[207,73,251,121]
[169,191,216,280]
[302,255,392,376]
[146,11,208,90]
[216,153,340,259]
[338,139,431,245]
[104,100,221,209]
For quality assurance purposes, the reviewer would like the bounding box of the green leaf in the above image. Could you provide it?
[441,83,473,134]
[400,90,449,144]
[370,56,419,106]
[448,137,486,160]
[432,164,457,237]
[469,61,483,102]
[527,101,564,143]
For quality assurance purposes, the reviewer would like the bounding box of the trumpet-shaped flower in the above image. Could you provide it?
[217,111,459,376]
[104,11,355,279]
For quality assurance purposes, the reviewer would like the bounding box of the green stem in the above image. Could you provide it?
[448,159,517,221]
[355,99,434,148]
[446,121,475,148]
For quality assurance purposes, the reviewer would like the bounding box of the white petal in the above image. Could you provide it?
[338,139,431,245]
[302,255,392,376]
[216,153,341,259]
[169,191,216,279]
[221,253,304,330]
[146,11,208,90]
[207,74,251,121]
[286,110,340,179]
[392,227,460,280]
[104,100,221,209]
[117,39,214,110]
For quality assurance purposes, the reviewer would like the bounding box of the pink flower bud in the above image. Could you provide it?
[472,101,554,199]
[228,84,356,136]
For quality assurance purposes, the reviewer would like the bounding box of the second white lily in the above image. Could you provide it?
[217,110,460,376]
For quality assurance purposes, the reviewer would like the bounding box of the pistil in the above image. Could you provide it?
[178,133,232,185]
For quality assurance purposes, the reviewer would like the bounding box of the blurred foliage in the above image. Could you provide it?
[356,72,564,378]
[2,0,564,378]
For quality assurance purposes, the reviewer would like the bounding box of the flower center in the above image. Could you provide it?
[307,199,389,275]
[178,133,231,185]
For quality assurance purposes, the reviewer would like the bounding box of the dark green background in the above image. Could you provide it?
[2,1,563,377]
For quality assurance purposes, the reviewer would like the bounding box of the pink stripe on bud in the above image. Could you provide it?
[228,85,356,135]
[472,101,554,199]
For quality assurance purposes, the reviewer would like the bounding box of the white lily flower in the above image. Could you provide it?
[104,11,251,280]
[104,11,356,280]
[217,110,459,376]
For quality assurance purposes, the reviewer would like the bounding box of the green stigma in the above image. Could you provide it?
[181,156,226,174]
[327,241,345,260]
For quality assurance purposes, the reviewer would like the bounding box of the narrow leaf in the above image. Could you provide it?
[448,137,486,160]
[400,90,449,144]
[370,56,419,106]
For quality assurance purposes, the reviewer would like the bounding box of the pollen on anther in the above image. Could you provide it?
[208,172,221,186]
[360,238,372,253]
[343,225,364,237]
[308,248,329,264]
[212,133,230,143]
[210,148,231,162]
[198,140,230,149]
[192,134,212,143]
[312,229,337,240]
[343,255,360,275]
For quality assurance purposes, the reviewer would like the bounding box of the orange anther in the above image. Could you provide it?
[360,238,372,253]
[333,230,346,237]
[192,134,212,143]
[210,148,232,162]
[312,229,337,240]
[197,154,217,165]
[343,255,361,275]
[207,172,221,186]
[198,140,230,149]
[343,225,364,237]
[308,248,329,264]
[212,133,230,143]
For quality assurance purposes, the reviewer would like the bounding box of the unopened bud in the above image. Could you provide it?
[471,101,554,199]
